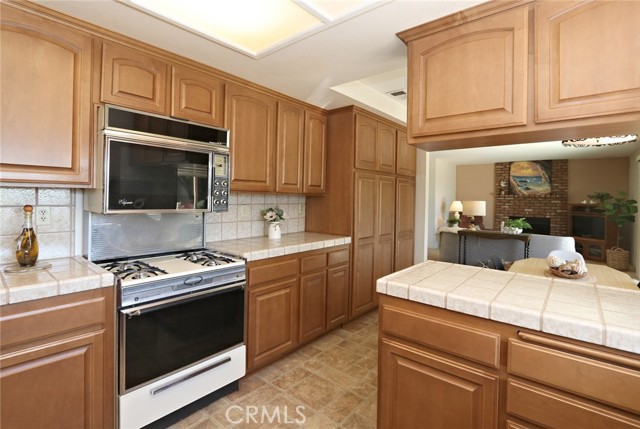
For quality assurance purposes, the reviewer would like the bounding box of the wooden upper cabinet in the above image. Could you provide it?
[535,1,640,123]
[171,66,224,127]
[101,42,169,115]
[377,123,397,173]
[303,111,327,194]
[225,83,277,192]
[355,114,378,170]
[0,4,93,186]
[396,130,416,177]
[355,113,397,173]
[406,6,528,136]
[276,101,305,193]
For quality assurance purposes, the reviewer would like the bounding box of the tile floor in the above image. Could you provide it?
[170,311,379,429]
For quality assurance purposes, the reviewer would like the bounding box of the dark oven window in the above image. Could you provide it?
[122,285,244,391]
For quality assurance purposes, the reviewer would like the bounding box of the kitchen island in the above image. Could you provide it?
[376,261,640,429]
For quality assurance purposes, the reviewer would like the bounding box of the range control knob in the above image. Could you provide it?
[222,181,228,187]
[213,199,220,205]
[222,190,228,196]
[221,200,227,205]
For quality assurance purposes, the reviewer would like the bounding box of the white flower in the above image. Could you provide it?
[260,207,286,222]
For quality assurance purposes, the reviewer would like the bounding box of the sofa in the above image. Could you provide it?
[437,228,576,267]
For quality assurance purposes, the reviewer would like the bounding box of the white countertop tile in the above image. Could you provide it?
[209,232,351,261]
[377,260,640,354]
[1,257,115,306]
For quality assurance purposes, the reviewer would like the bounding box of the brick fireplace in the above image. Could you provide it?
[494,160,568,236]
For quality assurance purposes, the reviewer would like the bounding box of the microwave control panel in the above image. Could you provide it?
[212,153,230,212]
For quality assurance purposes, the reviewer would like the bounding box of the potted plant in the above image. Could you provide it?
[597,191,638,271]
[503,217,532,234]
[587,191,613,205]
[260,206,286,239]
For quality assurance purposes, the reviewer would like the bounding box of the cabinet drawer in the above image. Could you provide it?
[381,304,500,368]
[507,379,639,429]
[328,248,349,266]
[249,259,298,286]
[508,339,640,413]
[300,253,326,273]
[0,292,107,349]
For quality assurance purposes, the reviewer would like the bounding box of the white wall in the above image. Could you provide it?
[422,157,457,260]
[414,150,429,262]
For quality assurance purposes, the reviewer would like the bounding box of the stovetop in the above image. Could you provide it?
[101,250,246,307]
[100,249,244,283]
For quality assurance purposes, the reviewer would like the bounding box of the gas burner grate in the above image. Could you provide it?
[102,260,168,280]
[176,251,237,266]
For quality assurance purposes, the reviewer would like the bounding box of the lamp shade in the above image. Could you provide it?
[462,200,486,216]
[449,201,463,212]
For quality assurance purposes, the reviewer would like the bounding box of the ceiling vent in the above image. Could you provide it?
[386,89,407,101]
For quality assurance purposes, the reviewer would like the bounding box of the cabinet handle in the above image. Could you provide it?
[517,331,640,370]
[149,356,232,395]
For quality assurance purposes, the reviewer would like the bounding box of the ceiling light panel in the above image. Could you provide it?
[126,0,322,56]
[298,0,383,21]
[122,0,385,58]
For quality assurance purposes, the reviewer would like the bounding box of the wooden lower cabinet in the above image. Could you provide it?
[299,271,327,343]
[379,338,498,429]
[0,288,115,429]
[247,278,299,372]
[246,245,350,372]
[378,295,640,429]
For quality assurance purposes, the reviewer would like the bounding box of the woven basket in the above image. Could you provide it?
[549,267,587,280]
[606,246,630,271]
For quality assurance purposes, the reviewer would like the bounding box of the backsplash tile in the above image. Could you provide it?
[205,192,305,244]
[0,187,76,265]
[0,188,307,264]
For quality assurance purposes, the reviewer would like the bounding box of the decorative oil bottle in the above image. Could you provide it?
[15,204,39,266]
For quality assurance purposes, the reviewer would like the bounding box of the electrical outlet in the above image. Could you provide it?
[36,206,50,225]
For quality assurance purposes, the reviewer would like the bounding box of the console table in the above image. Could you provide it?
[458,230,531,264]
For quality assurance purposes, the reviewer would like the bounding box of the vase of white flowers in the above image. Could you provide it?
[261,207,286,239]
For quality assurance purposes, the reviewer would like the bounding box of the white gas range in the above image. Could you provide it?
[85,214,246,429]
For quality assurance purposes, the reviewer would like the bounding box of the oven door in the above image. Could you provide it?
[119,281,245,394]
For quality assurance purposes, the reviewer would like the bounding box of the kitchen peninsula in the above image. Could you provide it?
[376,261,640,429]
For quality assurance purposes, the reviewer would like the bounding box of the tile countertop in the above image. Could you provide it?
[0,257,115,306]
[377,261,640,354]
[208,232,352,262]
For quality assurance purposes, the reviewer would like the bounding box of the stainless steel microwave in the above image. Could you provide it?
[85,105,230,214]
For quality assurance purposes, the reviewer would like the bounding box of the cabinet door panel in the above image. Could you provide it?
[395,178,416,271]
[408,7,528,136]
[395,130,416,177]
[276,101,304,193]
[377,123,396,173]
[299,271,327,343]
[171,66,224,126]
[536,1,640,122]
[355,114,378,170]
[352,242,376,318]
[303,111,327,194]
[102,43,168,114]
[225,84,277,192]
[326,265,349,329]
[379,339,498,429]
[1,333,104,429]
[354,172,377,241]
[247,279,298,371]
[376,175,396,281]
[0,6,92,185]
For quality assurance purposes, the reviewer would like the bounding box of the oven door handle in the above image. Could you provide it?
[120,282,245,317]
[149,356,232,395]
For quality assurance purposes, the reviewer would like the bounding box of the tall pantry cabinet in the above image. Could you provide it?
[306,106,416,319]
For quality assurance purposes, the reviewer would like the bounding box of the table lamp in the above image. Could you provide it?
[449,200,463,220]
[462,200,486,230]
